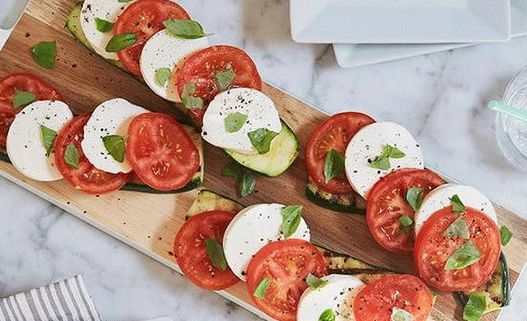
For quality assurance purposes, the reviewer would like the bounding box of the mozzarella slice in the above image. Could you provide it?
[415,184,498,236]
[222,203,310,281]
[201,88,282,154]
[7,100,73,181]
[344,122,424,198]
[80,0,132,60]
[81,98,148,174]
[140,30,209,102]
[297,275,364,321]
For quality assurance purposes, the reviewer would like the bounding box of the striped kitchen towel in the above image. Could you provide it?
[0,275,101,321]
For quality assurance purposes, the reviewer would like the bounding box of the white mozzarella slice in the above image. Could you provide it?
[344,122,424,198]
[222,203,310,281]
[415,184,498,236]
[81,98,148,174]
[7,100,73,181]
[140,30,209,102]
[80,0,132,60]
[297,274,364,321]
[201,88,282,154]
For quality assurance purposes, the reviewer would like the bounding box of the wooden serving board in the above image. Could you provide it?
[1,1,526,320]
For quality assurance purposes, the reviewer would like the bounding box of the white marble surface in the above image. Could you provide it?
[1,0,527,320]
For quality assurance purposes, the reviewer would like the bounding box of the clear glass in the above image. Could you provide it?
[496,65,527,172]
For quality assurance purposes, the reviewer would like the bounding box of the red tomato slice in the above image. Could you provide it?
[174,210,240,290]
[0,106,15,148]
[414,207,501,291]
[54,113,131,194]
[175,45,262,124]
[126,112,200,191]
[305,112,375,194]
[353,274,433,321]
[366,169,445,253]
[114,0,190,75]
[246,239,328,321]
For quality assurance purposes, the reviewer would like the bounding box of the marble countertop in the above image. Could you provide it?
[1,0,527,320]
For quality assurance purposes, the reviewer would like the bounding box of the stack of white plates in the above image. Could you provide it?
[290,0,527,68]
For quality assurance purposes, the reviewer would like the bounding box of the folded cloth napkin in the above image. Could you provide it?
[0,275,101,321]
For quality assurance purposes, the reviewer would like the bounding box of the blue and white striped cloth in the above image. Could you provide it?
[0,275,101,321]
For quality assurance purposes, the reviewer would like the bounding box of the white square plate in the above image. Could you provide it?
[333,0,527,68]
[291,0,511,44]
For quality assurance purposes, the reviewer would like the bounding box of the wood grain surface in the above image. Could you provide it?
[0,1,526,320]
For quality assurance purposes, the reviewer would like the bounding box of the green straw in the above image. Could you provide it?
[488,100,527,122]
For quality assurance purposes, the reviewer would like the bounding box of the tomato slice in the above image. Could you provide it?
[353,274,433,321]
[305,112,375,194]
[126,112,200,191]
[414,207,501,291]
[175,45,262,124]
[54,114,131,194]
[246,239,328,321]
[114,0,190,75]
[174,210,240,290]
[0,73,63,147]
[366,169,445,253]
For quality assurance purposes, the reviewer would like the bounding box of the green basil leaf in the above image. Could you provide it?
[181,83,204,109]
[222,162,242,181]
[387,145,406,158]
[405,187,423,212]
[369,155,390,170]
[391,307,414,321]
[215,65,236,91]
[239,170,255,198]
[12,90,36,109]
[105,33,137,52]
[40,125,57,157]
[445,240,481,270]
[163,19,209,39]
[319,309,336,321]
[306,273,328,290]
[248,128,279,154]
[399,215,413,232]
[280,205,302,238]
[500,226,512,246]
[95,17,114,32]
[64,143,80,169]
[118,0,133,2]
[370,144,406,170]
[450,194,466,214]
[155,67,172,87]
[32,41,57,69]
[224,112,248,133]
[102,135,126,162]
[444,216,470,239]
[205,239,228,271]
[253,277,270,299]
[463,293,486,321]
[323,149,345,183]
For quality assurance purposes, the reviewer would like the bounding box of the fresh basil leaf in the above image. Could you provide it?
[222,162,242,181]
[105,33,137,52]
[224,112,248,133]
[370,144,406,170]
[323,149,345,183]
[500,226,512,246]
[155,67,172,87]
[306,273,328,290]
[463,293,486,321]
[205,239,228,271]
[280,205,302,238]
[163,19,209,39]
[239,170,255,198]
[450,194,466,214]
[32,41,57,69]
[391,307,414,321]
[405,187,423,212]
[95,17,113,32]
[181,83,204,109]
[253,277,270,299]
[64,143,80,169]
[445,240,481,270]
[118,0,133,2]
[40,125,57,156]
[388,145,406,158]
[319,309,336,321]
[12,90,36,109]
[248,128,279,154]
[215,65,236,91]
[444,216,470,239]
[369,155,391,170]
[399,215,413,232]
[102,135,126,162]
